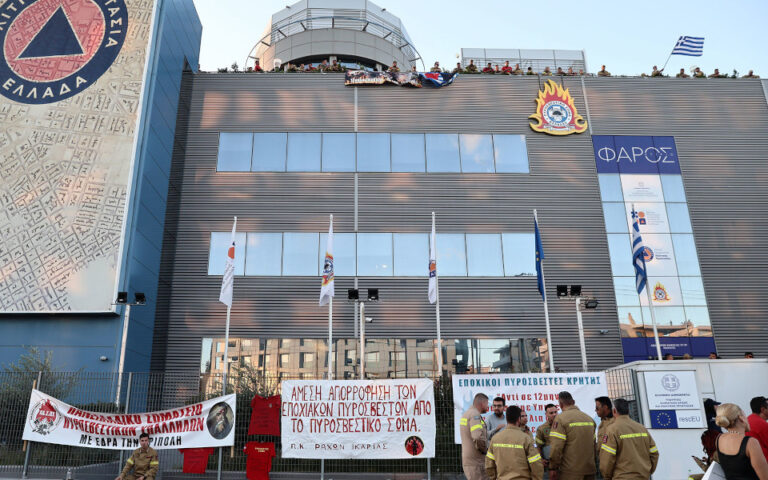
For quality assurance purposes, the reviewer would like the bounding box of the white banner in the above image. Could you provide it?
[23,389,236,449]
[452,373,608,443]
[643,371,699,410]
[281,379,435,459]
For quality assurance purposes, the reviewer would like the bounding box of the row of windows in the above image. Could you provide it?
[216,132,529,173]
[208,232,535,277]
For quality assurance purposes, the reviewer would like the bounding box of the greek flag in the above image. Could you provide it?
[534,214,546,301]
[671,36,704,57]
[632,217,648,294]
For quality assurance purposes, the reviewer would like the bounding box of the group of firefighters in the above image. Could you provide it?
[461,391,658,480]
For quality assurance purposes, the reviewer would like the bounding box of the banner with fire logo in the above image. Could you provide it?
[529,79,587,135]
[23,389,236,449]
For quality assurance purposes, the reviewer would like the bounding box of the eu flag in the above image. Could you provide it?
[535,213,546,300]
[650,410,678,429]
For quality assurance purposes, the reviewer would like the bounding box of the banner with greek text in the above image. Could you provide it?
[23,389,235,449]
[452,373,608,443]
[281,379,435,459]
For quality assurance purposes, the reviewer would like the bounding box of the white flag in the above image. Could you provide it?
[319,215,334,306]
[428,215,437,304]
[219,217,236,307]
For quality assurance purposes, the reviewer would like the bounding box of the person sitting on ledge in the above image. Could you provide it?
[482,62,495,73]
[388,60,400,72]
[708,68,727,78]
[501,60,513,74]
[556,67,565,76]
[598,64,611,76]
[742,70,760,78]
[512,63,523,75]
[430,61,441,72]
[330,59,344,72]
[676,68,690,78]
[298,64,306,72]
[495,64,501,73]
[578,69,585,75]
[541,66,552,76]
[566,67,576,76]
[318,59,329,72]
[305,63,316,72]
[693,67,705,78]
[525,66,535,75]
[411,65,418,73]
[465,59,478,73]
[651,65,663,77]
[452,62,463,74]
[252,60,263,72]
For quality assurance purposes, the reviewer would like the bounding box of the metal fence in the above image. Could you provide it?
[0,369,639,479]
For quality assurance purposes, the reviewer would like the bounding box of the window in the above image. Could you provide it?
[679,277,707,306]
[318,233,356,276]
[466,234,503,276]
[217,133,252,171]
[436,234,467,276]
[286,133,321,172]
[357,233,393,276]
[598,174,624,202]
[460,134,494,173]
[417,351,433,365]
[389,351,405,366]
[606,234,634,276]
[357,133,390,172]
[493,135,529,173]
[300,353,314,368]
[252,133,286,171]
[661,175,687,202]
[685,306,712,332]
[426,134,461,172]
[671,234,701,276]
[613,277,640,306]
[366,351,380,363]
[393,233,429,276]
[282,233,319,275]
[280,353,290,368]
[391,134,425,172]
[322,133,355,172]
[666,203,693,233]
[603,203,628,233]
[208,232,246,275]
[501,233,535,276]
[245,233,282,275]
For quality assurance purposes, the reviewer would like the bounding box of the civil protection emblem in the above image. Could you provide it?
[321,254,334,286]
[529,79,587,135]
[0,0,128,104]
[28,398,62,435]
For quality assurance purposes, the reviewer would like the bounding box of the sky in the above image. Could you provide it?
[192,0,768,76]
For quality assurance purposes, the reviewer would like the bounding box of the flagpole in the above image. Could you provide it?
[432,212,443,376]
[645,284,663,361]
[328,218,334,380]
[218,216,236,480]
[660,51,673,73]
[534,210,555,372]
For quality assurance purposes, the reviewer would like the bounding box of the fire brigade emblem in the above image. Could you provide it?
[29,398,62,435]
[653,282,670,302]
[0,0,128,104]
[529,80,587,135]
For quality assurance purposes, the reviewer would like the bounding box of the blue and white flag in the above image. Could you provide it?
[632,215,648,294]
[534,213,546,301]
[428,215,437,304]
[419,72,458,87]
[671,36,704,56]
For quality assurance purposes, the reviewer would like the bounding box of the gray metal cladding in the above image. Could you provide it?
[583,77,768,359]
[153,72,767,373]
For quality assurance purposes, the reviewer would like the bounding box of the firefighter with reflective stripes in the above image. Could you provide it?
[595,397,615,458]
[549,391,597,480]
[486,405,544,480]
[599,398,659,480]
[116,433,159,480]
[461,393,491,480]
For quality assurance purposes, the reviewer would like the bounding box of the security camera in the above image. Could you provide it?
[365,317,374,323]
[599,329,609,335]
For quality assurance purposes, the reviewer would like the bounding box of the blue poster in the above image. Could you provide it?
[592,136,681,175]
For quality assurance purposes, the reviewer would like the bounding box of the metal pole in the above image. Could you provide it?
[328,298,333,379]
[116,303,131,407]
[22,372,42,479]
[119,372,133,473]
[432,212,443,377]
[534,210,556,372]
[645,286,663,360]
[217,304,232,480]
[320,458,325,480]
[360,302,365,379]
[574,298,588,372]
[427,458,431,480]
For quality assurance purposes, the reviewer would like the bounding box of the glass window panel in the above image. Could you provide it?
[437,234,467,276]
[217,133,252,171]
[286,133,321,172]
[393,233,429,276]
[598,174,624,202]
[357,133,391,172]
[319,233,356,276]
[672,234,701,276]
[614,277,640,306]
[208,232,246,275]
[493,135,529,173]
[618,307,645,338]
[607,234,634,276]
[501,233,535,276]
[321,133,355,172]
[640,306,687,335]
[357,233,393,276]
[679,276,707,306]
[603,203,628,233]
[282,233,319,275]
[666,203,693,233]
[684,307,713,334]
[391,134,425,172]
[460,134,494,173]
[661,175,687,202]
[426,134,461,172]
[466,234,503,276]
[245,233,282,275]
[252,133,286,171]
